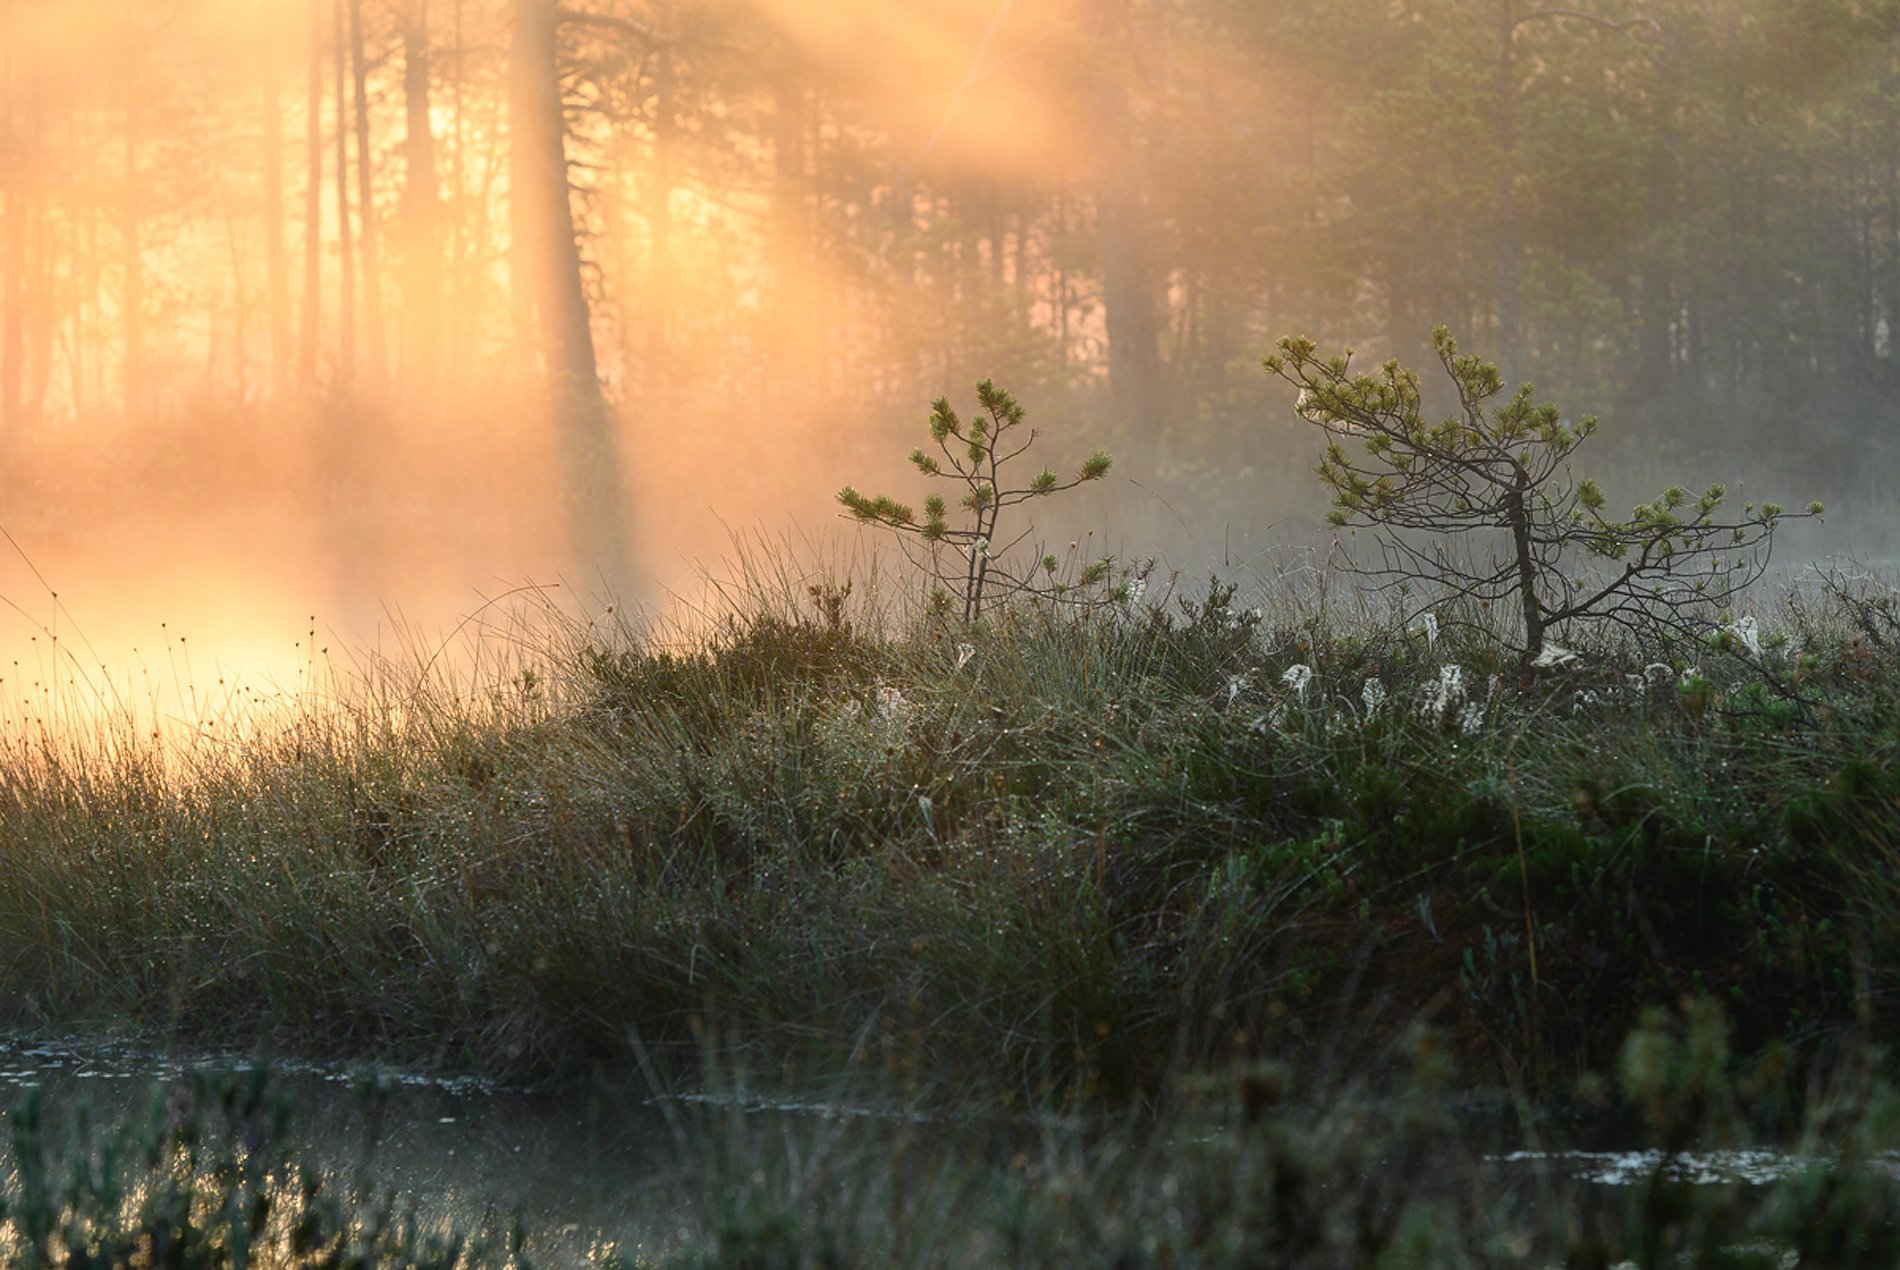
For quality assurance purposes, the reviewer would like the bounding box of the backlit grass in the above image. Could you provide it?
[0,549,1896,1108]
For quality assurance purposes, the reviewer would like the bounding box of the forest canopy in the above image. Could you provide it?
[1,0,1896,589]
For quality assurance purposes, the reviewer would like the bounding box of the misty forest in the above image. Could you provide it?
[8,0,1900,1264]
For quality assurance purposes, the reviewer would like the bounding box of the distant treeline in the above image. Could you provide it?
[1,0,1895,525]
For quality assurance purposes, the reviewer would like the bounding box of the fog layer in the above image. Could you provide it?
[1,0,1894,720]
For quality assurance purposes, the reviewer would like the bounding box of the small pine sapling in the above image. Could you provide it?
[838,380,1115,622]
[1264,327,1821,658]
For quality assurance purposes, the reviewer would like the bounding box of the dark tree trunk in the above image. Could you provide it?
[1082,0,1162,473]
[510,0,602,398]
[2,71,26,439]
[73,98,98,413]
[349,0,387,387]
[398,0,443,388]
[1093,168,1162,463]
[222,203,249,400]
[642,3,675,407]
[1495,0,1521,387]
[1506,470,1545,657]
[1632,67,1678,404]
[769,71,814,400]
[263,32,292,402]
[332,0,356,387]
[28,178,51,421]
[1,10,27,442]
[121,77,145,416]
[301,0,323,388]
[445,0,468,371]
[509,0,632,593]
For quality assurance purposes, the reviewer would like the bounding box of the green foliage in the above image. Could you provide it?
[586,582,885,734]
[1266,328,1820,657]
[838,380,1115,622]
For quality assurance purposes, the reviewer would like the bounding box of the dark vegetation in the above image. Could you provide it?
[7,559,1900,1264]
[1267,328,1823,657]
[3,348,1900,1261]
[8,1022,1900,1267]
[2,538,1898,1103]
[7,0,1900,1255]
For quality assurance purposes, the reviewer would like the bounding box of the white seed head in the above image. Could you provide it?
[1531,643,1578,669]
[1361,677,1387,715]
[1723,615,1762,657]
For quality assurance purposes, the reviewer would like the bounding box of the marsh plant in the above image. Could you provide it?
[8,1016,1900,1268]
[1266,328,1822,658]
[608,1000,1900,1267]
[2,552,1900,1098]
[0,1067,532,1270]
[838,379,1115,622]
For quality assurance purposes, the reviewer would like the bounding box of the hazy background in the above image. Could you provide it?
[1,0,1897,720]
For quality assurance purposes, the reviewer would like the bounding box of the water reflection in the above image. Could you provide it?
[0,1035,1889,1267]
[1495,1146,1900,1187]
[0,1036,664,1264]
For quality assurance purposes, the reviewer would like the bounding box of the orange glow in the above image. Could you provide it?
[0,0,1886,747]
[743,0,1082,176]
[0,0,1285,732]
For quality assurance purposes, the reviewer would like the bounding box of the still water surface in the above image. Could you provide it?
[0,1035,1887,1265]
[0,1035,671,1261]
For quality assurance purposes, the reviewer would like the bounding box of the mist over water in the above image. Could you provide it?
[2,0,1897,721]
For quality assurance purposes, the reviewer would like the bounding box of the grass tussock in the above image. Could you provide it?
[0,546,1898,1109]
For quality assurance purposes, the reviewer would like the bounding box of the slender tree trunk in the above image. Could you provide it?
[510,0,601,395]
[509,0,631,592]
[1632,56,1678,404]
[1053,192,1070,370]
[769,71,814,400]
[263,34,292,402]
[333,0,356,388]
[20,12,53,427]
[1496,0,1521,387]
[62,189,84,417]
[223,207,249,401]
[121,75,146,416]
[26,184,49,418]
[22,173,49,424]
[1881,43,1900,429]
[1011,210,1026,308]
[301,0,323,388]
[1,5,23,441]
[985,188,1005,293]
[78,103,101,412]
[349,0,387,387]
[1092,141,1162,451]
[1,74,26,439]
[1716,9,1745,398]
[1881,44,1900,515]
[445,0,467,373]
[398,0,442,389]
[1082,0,1162,472]
[1507,469,1544,656]
[643,2,675,406]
